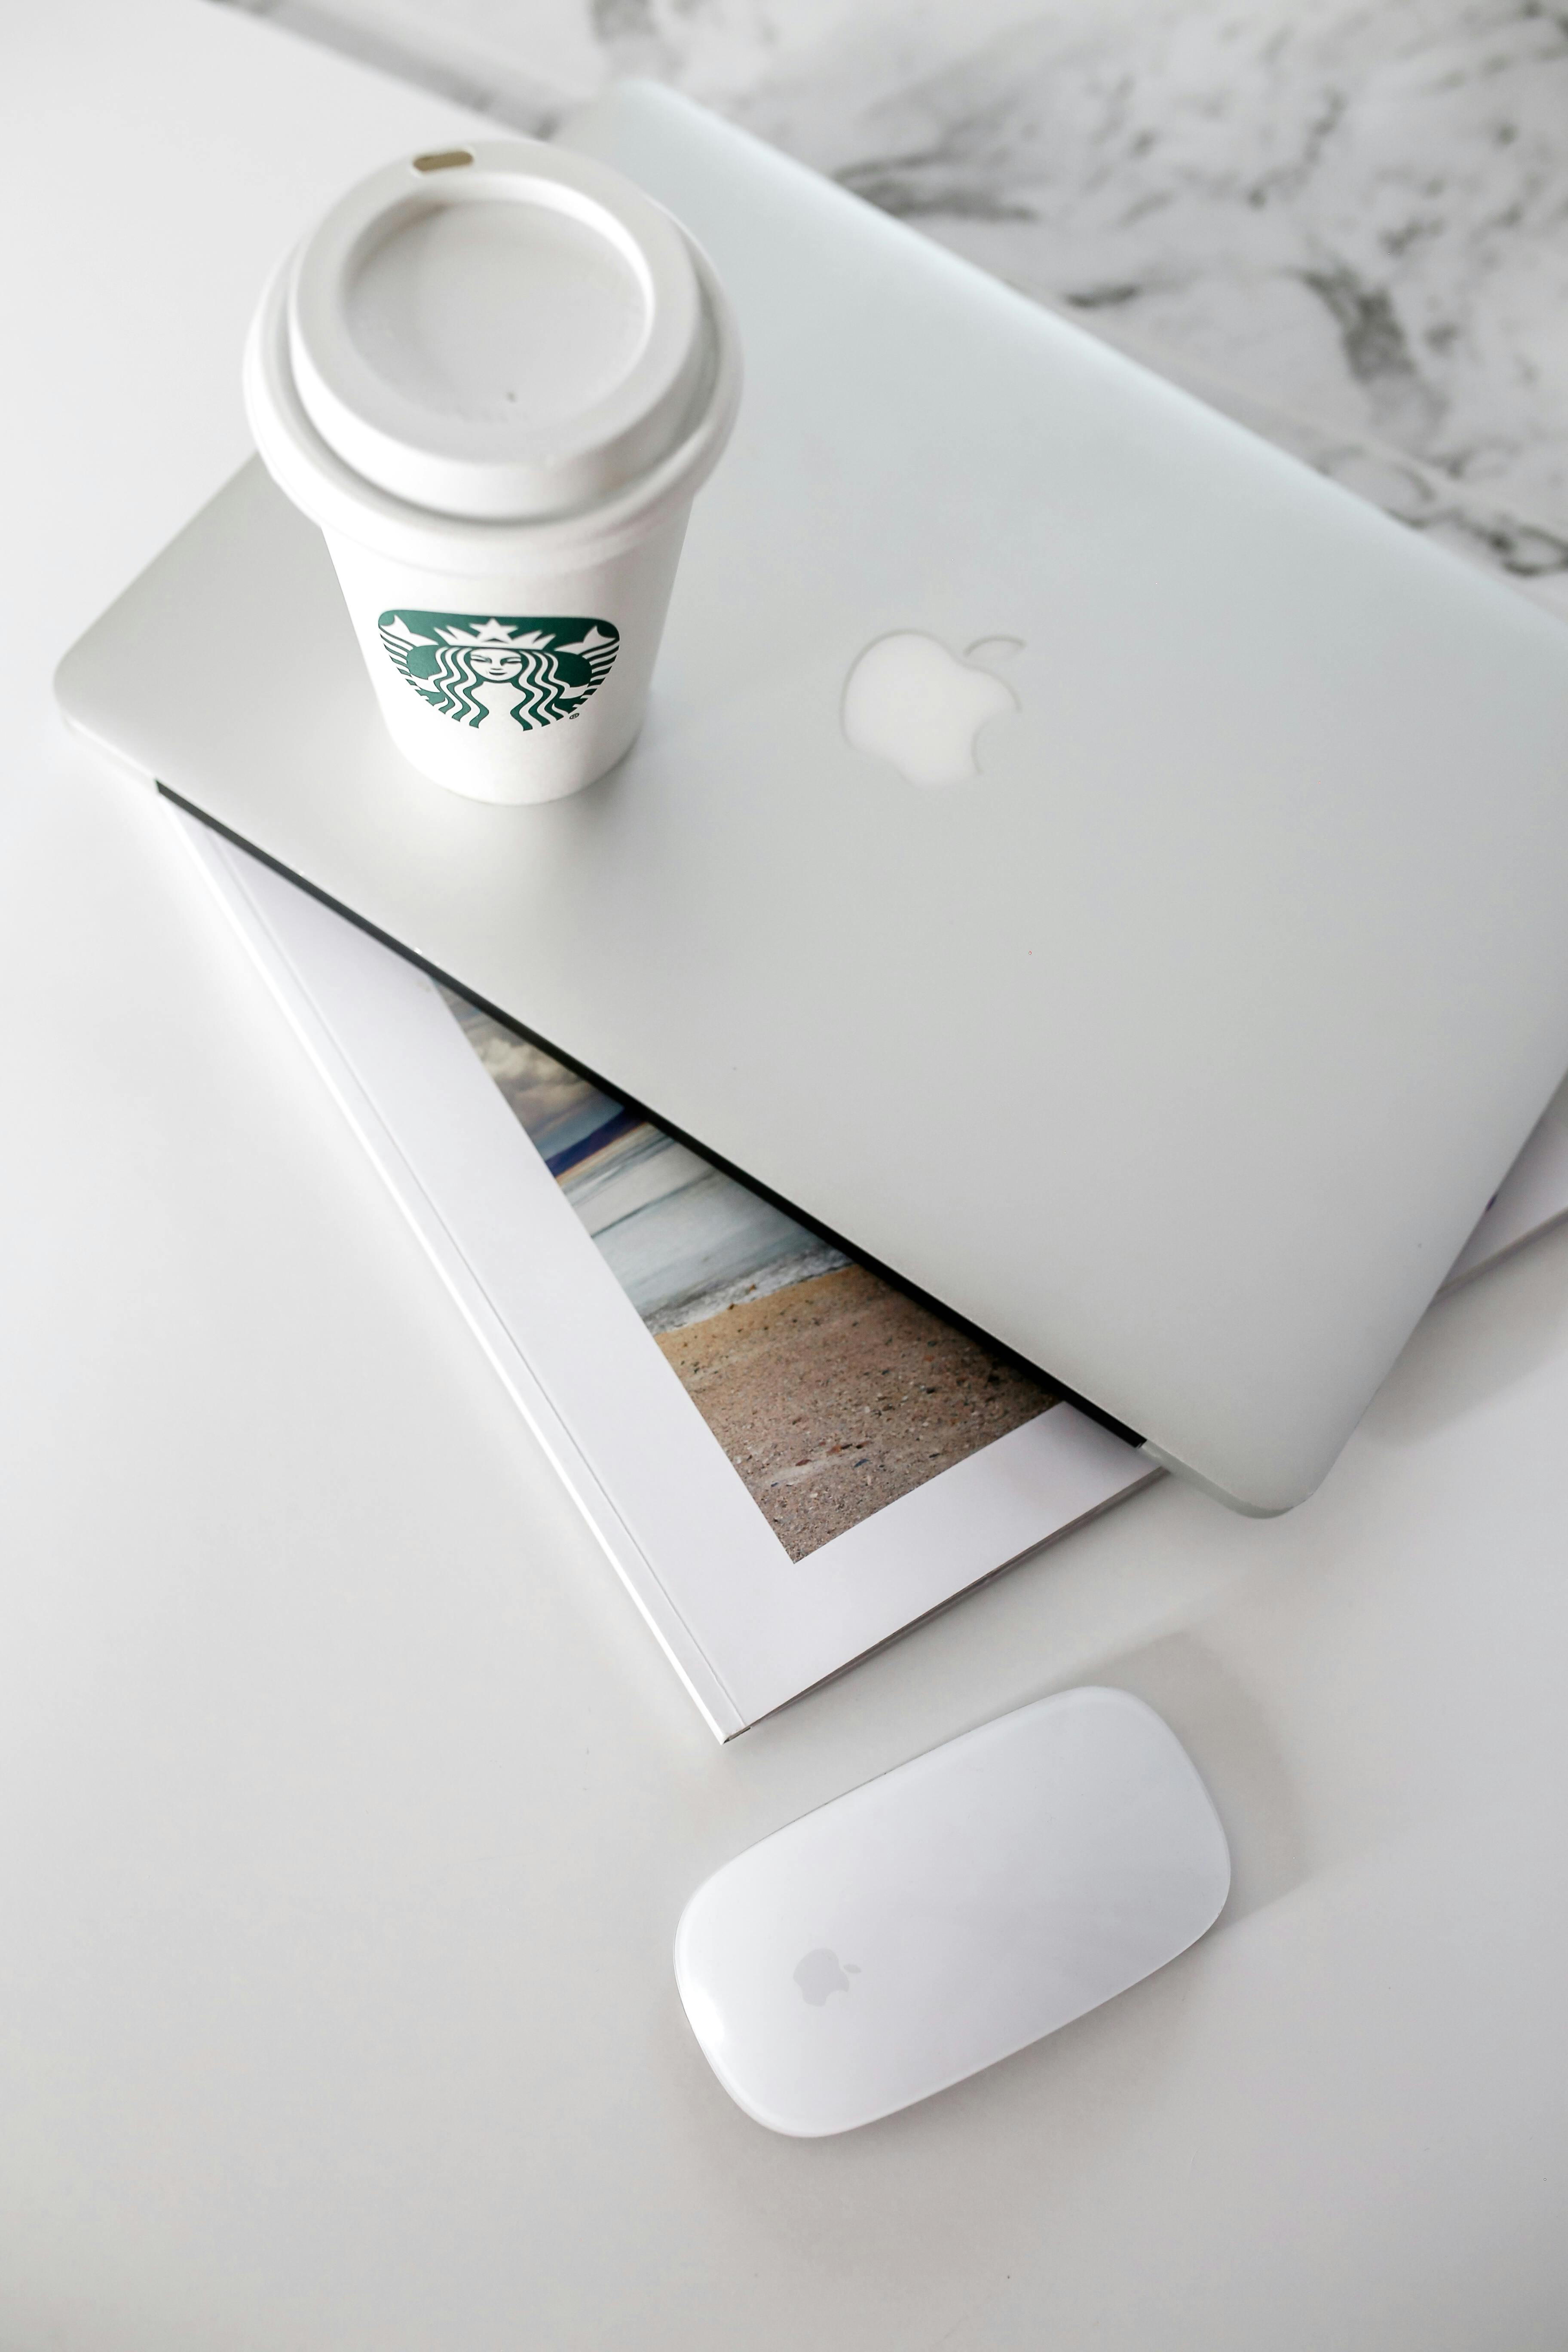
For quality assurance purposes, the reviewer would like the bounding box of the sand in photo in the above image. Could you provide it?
[658,1264,1055,1561]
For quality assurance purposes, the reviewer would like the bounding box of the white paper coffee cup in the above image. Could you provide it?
[243,139,740,803]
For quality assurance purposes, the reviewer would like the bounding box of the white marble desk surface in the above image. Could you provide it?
[235,0,1568,613]
[3,4,1568,2347]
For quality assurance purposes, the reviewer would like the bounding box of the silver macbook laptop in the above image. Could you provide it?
[55,82,1568,1515]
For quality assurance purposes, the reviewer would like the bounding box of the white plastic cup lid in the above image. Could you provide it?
[286,140,709,522]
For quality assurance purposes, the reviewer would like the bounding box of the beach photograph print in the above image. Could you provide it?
[440,988,1057,1562]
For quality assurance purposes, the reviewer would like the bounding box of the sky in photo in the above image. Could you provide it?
[438,988,842,1332]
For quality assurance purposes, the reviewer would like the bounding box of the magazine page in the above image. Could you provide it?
[173,806,1159,1733]
[438,989,1063,1566]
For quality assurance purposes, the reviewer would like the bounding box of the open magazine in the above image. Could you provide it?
[171,802,1568,1737]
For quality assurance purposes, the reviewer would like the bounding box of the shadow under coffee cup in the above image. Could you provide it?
[244,138,741,802]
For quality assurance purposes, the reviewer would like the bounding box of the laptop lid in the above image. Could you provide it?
[56,82,1568,1513]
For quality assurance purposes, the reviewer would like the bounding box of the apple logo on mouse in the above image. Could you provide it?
[841,631,1021,788]
[794,1948,862,2006]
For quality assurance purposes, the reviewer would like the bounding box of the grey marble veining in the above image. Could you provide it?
[218,0,1568,606]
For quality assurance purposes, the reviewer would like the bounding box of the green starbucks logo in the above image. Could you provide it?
[377,611,619,732]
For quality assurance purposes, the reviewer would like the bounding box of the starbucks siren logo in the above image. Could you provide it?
[377,611,619,732]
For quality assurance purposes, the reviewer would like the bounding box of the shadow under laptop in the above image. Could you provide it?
[1358,1212,1568,1453]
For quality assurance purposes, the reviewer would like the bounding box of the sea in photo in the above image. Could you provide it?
[440,989,1055,1560]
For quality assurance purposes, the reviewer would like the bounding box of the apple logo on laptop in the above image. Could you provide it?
[794,1948,861,2005]
[841,631,1021,788]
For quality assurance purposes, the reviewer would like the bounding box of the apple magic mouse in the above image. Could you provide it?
[674,1686,1230,2135]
